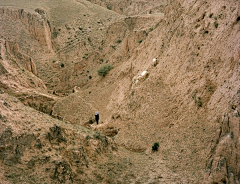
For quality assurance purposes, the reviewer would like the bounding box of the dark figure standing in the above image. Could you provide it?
[95,112,99,125]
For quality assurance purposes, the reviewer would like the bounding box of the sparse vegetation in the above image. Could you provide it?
[97,64,113,77]
[110,45,116,50]
[214,21,219,28]
[83,53,89,59]
[52,30,58,38]
[192,94,203,107]
[52,60,56,63]
[60,63,65,67]
[138,39,143,43]
[195,24,200,29]
[152,142,159,151]
[116,39,122,43]
[197,97,203,107]
[208,86,213,92]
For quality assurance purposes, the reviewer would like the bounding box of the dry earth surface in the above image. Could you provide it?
[0,0,240,183]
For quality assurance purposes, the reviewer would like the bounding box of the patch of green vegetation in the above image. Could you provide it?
[60,63,65,67]
[52,30,59,39]
[116,39,122,44]
[83,53,89,59]
[214,21,219,28]
[110,45,116,50]
[152,142,159,151]
[97,64,113,77]
[138,39,143,43]
[208,86,213,92]
[149,27,154,32]
[195,24,200,29]
[192,94,203,107]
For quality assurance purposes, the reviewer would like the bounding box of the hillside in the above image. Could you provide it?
[0,0,240,183]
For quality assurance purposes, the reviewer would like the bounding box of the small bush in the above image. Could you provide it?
[138,39,143,43]
[197,97,203,107]
[116,40,122,44]
[209,13,213,18]
[110,45,116,50]
[214,22,219,28]
[152,142,159,152]
[60,63,65,68]
[149,27,154,32]
[97,64,113,77]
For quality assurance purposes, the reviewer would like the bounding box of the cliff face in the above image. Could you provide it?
[5,41,37,75]
[0,7,52,50]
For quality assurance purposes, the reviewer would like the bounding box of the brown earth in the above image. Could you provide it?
[0,0,239,183]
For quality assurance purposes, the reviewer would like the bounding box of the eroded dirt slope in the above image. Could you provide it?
[0,0,239,183]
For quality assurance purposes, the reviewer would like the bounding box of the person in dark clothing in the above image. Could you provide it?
[95,112,99,125]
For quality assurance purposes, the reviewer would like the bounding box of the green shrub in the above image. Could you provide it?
[149,27,154,32]
[116,40,122,43]
[138,39,143,43]
[152,142,159,152]
[214,21,218,28]
[197,97,203,107]
[97,64,113,77]
[60,63,64,67]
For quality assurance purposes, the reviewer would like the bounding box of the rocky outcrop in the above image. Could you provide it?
[203,91,240,184]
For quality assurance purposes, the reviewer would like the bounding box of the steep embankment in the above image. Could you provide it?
[92,0,240,183]
[0,92,127,184]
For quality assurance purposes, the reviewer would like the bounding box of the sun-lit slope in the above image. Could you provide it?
[90,0,240,182]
